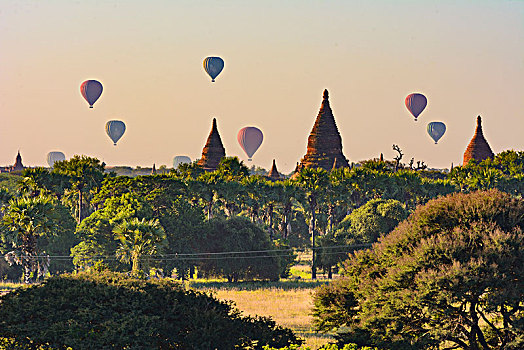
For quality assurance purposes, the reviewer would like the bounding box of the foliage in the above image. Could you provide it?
[52,155,106,223]
[0,271,301,349]
[449,150,524,196]
[1,195,76,283]
[70,193,153,271]
[196,217,281,282]
[313,190,524,350]
[263,344,380,350]
[114,217,166,274]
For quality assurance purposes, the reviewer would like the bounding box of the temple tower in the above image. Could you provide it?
[296,89,349,173]
[197,118,226,171]
[463,116,494,164]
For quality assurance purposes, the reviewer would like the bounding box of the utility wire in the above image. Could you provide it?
[6,243,372,260]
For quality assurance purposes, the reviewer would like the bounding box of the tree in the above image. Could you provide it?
[71,193,153,271]
[295,167,329,279]
[0,271,301,349]
[196,217,280,282]
[318,199,408,279]
[20,167,70,200]
[52,155,105,223]
[1,195,72,283]
[114,217,166,274]
[313,190,524,350]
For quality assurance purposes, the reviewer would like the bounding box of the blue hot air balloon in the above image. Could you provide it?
[427,121,446,144]
[405,93,427,121]
[203,57,224,82]
[106,120,126,146]
[47,151,65,168]
[80,80,103,108]
[173,156,191,168]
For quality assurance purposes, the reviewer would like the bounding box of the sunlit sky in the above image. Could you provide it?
[1,0,523,173]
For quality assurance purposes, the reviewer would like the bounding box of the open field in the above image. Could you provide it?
[191,280,333,349]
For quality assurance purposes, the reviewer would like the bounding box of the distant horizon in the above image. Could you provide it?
[1,1,522,172]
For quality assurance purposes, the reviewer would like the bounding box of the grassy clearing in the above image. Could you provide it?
[194,281,333,349]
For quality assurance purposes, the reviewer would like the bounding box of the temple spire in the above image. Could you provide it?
[197,118,226,171]
[268,159,281,181]
[463,115,494,164]
[295,89,349,174]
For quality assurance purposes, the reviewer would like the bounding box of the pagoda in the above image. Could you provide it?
[295,89,349,173]
[197,118,226,171]
[11,151,24,172]
[267,159,281,181]
[463,116,494,164]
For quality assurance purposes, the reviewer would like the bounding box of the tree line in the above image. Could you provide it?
[0,150,522,283]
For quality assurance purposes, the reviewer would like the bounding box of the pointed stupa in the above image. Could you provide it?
[380,153,384,162]
[151,163,157,175]
[296,89,349,172]
[268,159,281,181]
[197,118,226,171]
[12,151,24,172]
[463,116,494,164]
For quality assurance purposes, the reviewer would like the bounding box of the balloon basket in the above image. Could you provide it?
[248,159,252,161]
[89,106,93,108]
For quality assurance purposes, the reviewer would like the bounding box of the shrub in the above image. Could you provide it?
[0,271,301,349]
[313,190,524,350]
[196,217,281,282]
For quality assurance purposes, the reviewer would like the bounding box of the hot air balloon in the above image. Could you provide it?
[80,80,103,108]
[238,127,263,161]
[47,151,65,168]
[106,120,126,146]
[405,93,427,121]
[427,121,446,144]
[203,57,224,82]
[173,156,192,168]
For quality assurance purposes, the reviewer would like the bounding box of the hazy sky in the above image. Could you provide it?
[1,0,523,173]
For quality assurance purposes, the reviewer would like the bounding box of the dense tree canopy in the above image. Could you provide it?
[313,190,524,350]
[0,271,301,349]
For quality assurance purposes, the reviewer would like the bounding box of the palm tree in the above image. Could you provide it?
[189,172,222,220]
[2,195,57,283]
[52,156,105,223]
[295,167,329,279]
[241,176,268,224]
[114,217,166,274]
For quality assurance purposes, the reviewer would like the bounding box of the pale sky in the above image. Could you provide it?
[1,0,523,173]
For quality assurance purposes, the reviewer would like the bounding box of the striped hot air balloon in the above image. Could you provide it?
[427,122,446,144]
[238,127,263,161]
[173,156,191,168]
[106,120,126,146]
[203,57,224,82]
[405,93,427,121]
[47,151,65,168]
[80,80,103,108]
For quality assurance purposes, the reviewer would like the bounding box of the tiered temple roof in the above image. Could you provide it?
[197,118,226,171]
[295,89,349,173]
[267,159,281,181]
[463,116,494,164]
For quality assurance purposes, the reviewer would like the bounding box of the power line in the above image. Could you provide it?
[6,243,372,260]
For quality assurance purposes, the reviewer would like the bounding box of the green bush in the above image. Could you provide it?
[0,271,301,349]
[196,217,281,282]
[313,190,524,350]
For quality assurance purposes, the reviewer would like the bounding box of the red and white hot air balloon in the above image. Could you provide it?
[237,127,263,161]
[405,93,427,121]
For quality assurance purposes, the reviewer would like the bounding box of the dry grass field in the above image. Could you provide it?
[193,282,334,349]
